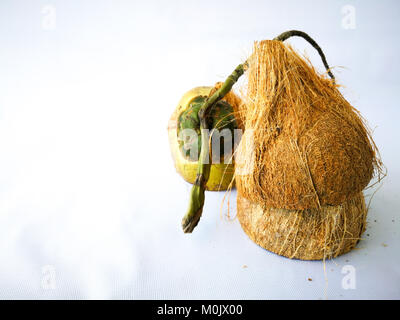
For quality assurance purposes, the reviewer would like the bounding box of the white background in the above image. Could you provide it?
[0,0,399,299]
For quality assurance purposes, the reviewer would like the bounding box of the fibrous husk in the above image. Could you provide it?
[237,191,367,260]
[235,40,382,210]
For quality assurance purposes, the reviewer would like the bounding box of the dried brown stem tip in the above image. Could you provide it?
[273,30,335,81]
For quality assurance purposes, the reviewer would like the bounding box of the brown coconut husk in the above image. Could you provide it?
[235,40,382,210]
[237,191,367,260]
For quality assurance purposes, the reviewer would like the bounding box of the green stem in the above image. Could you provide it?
[181,62,247,233]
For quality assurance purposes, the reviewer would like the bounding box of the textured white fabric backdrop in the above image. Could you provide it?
[0,0,399,299]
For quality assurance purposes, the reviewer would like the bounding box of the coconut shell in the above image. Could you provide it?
[237,192,367,260]
[235,40,382,210]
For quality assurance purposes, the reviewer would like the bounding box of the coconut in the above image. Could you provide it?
[168,84,242,191]
[237,191,367,260]
[235,40,382,210]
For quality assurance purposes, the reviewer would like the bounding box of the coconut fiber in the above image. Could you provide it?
[237,192,367,260]
[235,40,382,210]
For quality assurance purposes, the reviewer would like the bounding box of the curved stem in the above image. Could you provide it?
[274,30,335,81]
[181,62,247,233]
